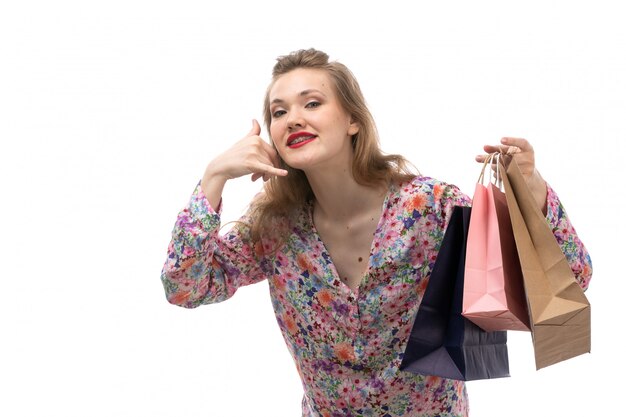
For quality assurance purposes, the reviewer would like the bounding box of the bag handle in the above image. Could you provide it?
[477,152,494,184]
[494,152,504,190]
[477,152,503,190]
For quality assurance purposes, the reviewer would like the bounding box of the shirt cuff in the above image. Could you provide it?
[188,181,222,231]
[544,183,560,226]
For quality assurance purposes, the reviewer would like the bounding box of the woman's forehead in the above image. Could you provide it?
[269,68,334,101]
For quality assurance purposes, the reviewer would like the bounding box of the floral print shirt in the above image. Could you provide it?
[161,176,592,417]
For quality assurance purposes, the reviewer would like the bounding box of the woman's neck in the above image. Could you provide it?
[306,164,387,223]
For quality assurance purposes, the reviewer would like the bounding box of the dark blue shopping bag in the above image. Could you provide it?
[400,206,510,380]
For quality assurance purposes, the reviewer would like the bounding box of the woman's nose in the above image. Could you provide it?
[287,110,305,130]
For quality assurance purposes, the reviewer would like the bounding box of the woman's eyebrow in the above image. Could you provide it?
[299,89,326,97]
[271,89,327,105]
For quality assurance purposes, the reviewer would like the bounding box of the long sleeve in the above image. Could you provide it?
[544,184,593,290]
[160,184,274,308]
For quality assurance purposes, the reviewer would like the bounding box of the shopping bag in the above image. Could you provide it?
[400,206,510,380]
[500,156,591,369]
[463,153,530,331]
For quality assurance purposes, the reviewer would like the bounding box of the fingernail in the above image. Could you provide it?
[501,138,509,144]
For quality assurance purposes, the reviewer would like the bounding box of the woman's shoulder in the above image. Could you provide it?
[388,175,471,211]
[396,175,464,197]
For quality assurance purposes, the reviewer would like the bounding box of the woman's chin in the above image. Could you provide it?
[282,155,319,171]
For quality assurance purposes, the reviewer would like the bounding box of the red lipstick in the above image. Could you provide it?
[287,131,317,148]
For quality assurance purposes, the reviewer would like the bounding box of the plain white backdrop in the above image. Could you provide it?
[1,1,623,416]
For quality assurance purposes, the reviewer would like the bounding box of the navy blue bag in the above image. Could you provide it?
[400,206,510,380]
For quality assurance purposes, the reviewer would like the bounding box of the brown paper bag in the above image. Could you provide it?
[499,156,591,369]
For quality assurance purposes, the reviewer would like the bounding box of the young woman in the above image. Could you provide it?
[161,49,592,416]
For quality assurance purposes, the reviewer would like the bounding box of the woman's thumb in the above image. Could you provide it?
[247,119,261,137]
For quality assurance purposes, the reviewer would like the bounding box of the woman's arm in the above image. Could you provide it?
[544,185,593,290]
[161,120,288,308]
[160,184,273,308]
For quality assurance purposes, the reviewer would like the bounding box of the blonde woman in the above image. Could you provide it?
[161,49,591,416]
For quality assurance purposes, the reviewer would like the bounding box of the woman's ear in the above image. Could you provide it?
[348,119,360,136]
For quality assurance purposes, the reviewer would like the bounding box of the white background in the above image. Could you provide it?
[1,1,623,416]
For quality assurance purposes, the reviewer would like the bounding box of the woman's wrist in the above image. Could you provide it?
[201,167,228,211]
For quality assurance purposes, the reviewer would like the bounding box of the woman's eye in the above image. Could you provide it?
[306,101,321,109]
[272,110,286,118]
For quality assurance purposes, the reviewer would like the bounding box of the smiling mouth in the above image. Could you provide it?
[287,133,317,147]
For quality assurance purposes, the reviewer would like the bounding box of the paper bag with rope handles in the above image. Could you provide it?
[499,154,591,369]
[462,153,531,332]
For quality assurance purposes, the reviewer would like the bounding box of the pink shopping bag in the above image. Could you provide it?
[462,153,530,331]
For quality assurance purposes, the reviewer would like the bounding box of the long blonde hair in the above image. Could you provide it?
[250,48,415,243]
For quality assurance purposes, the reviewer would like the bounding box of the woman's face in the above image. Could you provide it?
[268,68,359,172]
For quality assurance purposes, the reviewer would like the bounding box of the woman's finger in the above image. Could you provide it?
[246,119,262,138]
[263,164,288,177]
[501,137,531,152]
[482,144,522,156]
[249,161,288,182]
[259,140,284,171]
[255,144,289,177]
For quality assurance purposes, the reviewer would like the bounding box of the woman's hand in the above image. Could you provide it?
[476,137,548,213]
[201,119,288,209]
